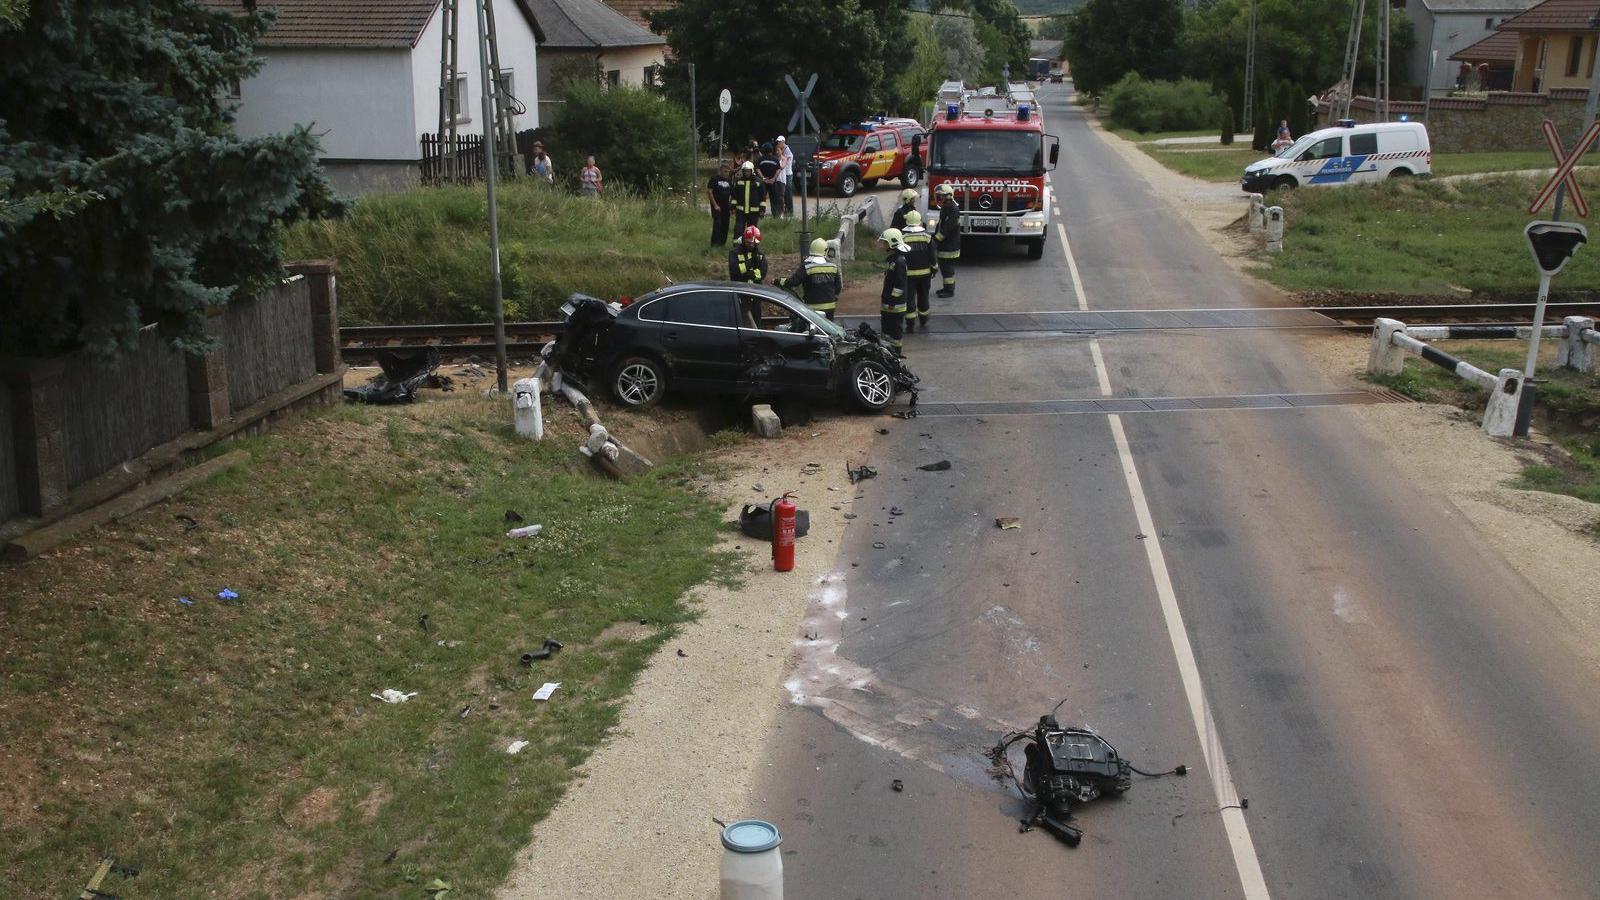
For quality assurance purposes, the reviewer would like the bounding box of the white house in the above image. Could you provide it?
[1404,0,1540,94]
[217,0,544,194]
[527,0,667,124]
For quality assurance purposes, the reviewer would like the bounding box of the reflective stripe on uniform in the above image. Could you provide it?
[808,302,837,311]
[881,302,906,312]
[937,250,959,259]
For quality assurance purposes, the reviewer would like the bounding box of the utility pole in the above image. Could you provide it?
[1379,0,1392,121]
[688,63,698,197]
[1336,0,1368,120]
[475,0,508,392]
[1242,0,1257,133]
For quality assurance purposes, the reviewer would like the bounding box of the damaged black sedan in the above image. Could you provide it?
[545,283,918,412]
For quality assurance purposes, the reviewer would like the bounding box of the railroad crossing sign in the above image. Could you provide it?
[786,73,820,135]
[1528,119,1599,217]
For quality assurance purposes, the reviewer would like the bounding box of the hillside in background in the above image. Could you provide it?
[1016,0,1084,14]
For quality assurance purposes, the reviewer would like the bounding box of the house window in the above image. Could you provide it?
[1589,36,1598,78]
[225,77,242,100]
[1485,17,1493,29]
[644,65,659,87]
[446,73,471,123]
[1567,35,1584,76]
[606,69,621,87]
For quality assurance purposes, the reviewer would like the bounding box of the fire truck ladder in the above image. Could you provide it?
[436,0,523,181]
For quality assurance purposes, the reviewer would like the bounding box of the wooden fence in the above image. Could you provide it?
[420,133,523,185]
[0,263,341,527]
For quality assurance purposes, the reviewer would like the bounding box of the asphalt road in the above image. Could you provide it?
[753,82,1600,898]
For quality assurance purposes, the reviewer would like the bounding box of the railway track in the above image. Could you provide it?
[337,302,1600,362]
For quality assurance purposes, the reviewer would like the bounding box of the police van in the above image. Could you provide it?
[1241,120,1431,192]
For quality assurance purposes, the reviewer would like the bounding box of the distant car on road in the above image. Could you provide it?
[1242,120,1431,192]
[546,285,918,412]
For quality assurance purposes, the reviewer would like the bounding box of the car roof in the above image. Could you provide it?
[1304,121,1428,141]
[834,118,922,135]
[638,281,796,303]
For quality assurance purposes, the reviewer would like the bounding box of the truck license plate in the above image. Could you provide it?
[969,216,1001,230]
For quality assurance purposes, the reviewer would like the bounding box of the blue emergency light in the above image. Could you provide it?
[1017,103,1030,121]
[1336,118,1356,128]
[947,104,959,121]
[1398,114,1409,122]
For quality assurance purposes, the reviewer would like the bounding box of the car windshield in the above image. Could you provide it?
[819,132,864,152]
[793,302,846,339]
[1274,134,1317,159]
[929,129,1042,176]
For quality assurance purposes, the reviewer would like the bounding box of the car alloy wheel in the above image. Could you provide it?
[852,361,893,409]
[614,359,663,407]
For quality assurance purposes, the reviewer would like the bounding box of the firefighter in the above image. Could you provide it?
[933,182,961,298]
[890,187,918,231]
[732,160,767,235]
[775,238,842,319]
[878,228,909,357]
[900,210,934,333]
[728,225,768,284]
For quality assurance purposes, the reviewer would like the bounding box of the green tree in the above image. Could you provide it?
[1063,0,1184,95]
[899,14,989,107]
[939,0,1031,84]
[651,0,909,144]
[0,0,343,358]
[548,84,692,194]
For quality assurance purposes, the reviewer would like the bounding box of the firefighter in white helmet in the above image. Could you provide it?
[890,187,918,231]
[878,228,909,356]
[900,210,934,333]
[776,238,843,319]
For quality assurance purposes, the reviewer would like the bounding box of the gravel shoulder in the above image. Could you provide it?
[496,416,876,899]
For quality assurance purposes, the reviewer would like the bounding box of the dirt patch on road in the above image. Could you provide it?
[496,415,878,900]
[1301,334,1600,666]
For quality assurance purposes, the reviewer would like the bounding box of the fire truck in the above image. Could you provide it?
[925,98,1059,260]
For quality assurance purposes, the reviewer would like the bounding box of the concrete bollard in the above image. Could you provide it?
[751,404,783,438]
[1367,318,1408,376]
[1247,193,1264,232]
[1482,368,1524,438]
[1265,206,1284,253]
[511,377,543,441]
[1557,316,1595,373]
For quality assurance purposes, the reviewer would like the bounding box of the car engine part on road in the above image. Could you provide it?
[987,700,1187,848]
[344,348,447,404]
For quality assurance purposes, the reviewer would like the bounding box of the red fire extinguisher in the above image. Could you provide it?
[772,492,798,572]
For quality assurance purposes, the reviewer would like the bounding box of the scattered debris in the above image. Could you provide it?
[889,506,904,516]
[532,682,560,701]
[520,638,564,665]
[459,363,488,378]
[740,502,811,540]
[843,513,858,520]
[174,513,199,532]
[847,463,877,484]
[217,588,240,603]
[506,524,543,539]
[424,878,453,897]
[891,778,904,793]
[1135,533,1147,540]
[418,614,430,633]
[458,705,472,719]
[917,460,951,472]
[753,483,766,492]
[872,541,887,549]
[892,409,919,419]
[343,348,442,405]
[995,517,1021,530]
[506,740,530,755]
[987,700,1186,848]
[676,648,688,658]
[877,427,890,435]
[176,596,193,606]
[80,857,139,898]
[370,689,417,704]
[504,509,525,524]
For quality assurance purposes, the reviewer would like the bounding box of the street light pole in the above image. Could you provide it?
[475,0,508,393]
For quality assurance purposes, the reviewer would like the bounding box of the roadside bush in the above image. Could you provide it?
[1103,73,1226,133]
[546,84,690,194]
[283,181,836,324]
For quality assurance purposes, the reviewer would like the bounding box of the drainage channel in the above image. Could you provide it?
[910,389,1412,418]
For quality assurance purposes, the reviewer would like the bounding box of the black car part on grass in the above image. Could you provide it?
[987,699,1187,847]
[739,502,811,540]
[344,348,444,404]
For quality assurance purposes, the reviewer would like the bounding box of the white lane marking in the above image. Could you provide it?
[1055,223,1089,311]
[1058,205,1273,900]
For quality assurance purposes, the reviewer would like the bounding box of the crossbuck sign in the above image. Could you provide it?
[1528,119,1599,218]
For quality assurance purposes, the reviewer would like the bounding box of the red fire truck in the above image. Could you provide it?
[925,100,1059,260]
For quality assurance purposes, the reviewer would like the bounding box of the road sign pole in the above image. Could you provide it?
[1525,272,1553,378]
[717,109,725,169]
[799,94,809,256]
[688,63,697,199]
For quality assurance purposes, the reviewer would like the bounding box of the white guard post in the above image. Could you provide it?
[511,377,543,441]
[1265,206,1284,253]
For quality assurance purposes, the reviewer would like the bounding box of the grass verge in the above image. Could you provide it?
[0,394,734,898]
[1251,171,1600,295]
[1367,341,1600,504]
[283,182,840,326]
[1138,146,1597,185]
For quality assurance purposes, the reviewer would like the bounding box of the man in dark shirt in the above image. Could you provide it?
[757,144,782,219]
[707,160,734,246]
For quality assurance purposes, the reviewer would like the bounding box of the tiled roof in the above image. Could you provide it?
[206,0,543,49]
[529,0,664,48]
[1450,29,1520,61]
[1421,0,1535,11]
[600,0,673,31]
[1497,0,1600,31]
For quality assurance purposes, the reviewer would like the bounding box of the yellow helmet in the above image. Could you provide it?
[879,227,905,249]
[935,182,955,198]
[899,188,918,203]
[809,238,828,256]
[904,210,922,227]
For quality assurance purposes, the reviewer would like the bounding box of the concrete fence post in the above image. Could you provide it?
[1367,318,1407,375]
[511,376,543,441]
[1557,316,1595,373]
[1265,206,1284,253]
[1482,368,1524,438]
[1,357,70,516]
[185,311,231,429]
[1247,194,1264,232]
[287,260,341,374]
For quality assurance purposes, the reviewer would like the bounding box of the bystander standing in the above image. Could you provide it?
[580,156,602,197]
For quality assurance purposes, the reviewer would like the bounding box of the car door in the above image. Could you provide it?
[641,290,741,388]
[861,134,892,180]
[1346,131,1381,182]
[736,293,833,397]
[1300,135,1357,184]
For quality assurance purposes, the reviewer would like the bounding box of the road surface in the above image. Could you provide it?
[755,82,1600,899]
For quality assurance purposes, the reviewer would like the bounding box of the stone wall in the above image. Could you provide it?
[1315,89,1593,152]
